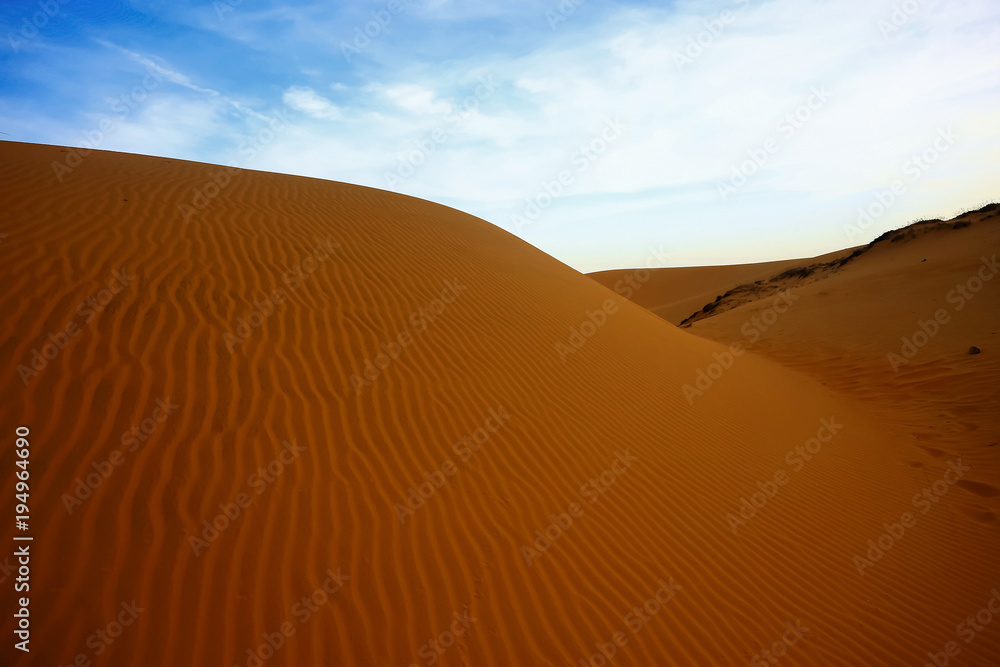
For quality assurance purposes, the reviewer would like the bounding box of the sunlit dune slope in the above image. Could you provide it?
[0,142,997,666]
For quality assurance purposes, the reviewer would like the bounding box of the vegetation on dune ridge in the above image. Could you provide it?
[677,203,998,327]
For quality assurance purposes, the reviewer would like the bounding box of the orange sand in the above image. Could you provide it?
[1,142,997,666]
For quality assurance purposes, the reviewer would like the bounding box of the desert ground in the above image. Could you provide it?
[1,141,997,665]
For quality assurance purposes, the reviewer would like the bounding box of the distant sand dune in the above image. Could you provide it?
[589,257,816,325]
[1,142,998,665]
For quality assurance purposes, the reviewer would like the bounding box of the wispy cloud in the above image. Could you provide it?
[95,39,273,122]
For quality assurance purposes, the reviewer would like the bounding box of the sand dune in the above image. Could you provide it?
[588,244,866,327]
[588,257,814,325]
[682,208,1000,520]
[1,141,998,666]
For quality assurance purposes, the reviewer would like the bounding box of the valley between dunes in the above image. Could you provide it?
[1,141,997,666]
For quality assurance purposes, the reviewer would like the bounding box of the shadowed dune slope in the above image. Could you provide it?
[1,142,997,666]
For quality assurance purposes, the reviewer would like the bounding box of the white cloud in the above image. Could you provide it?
[378,84,451,115]
[282,86,344,121]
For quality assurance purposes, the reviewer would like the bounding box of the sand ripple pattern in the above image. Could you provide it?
[0,143,997,666]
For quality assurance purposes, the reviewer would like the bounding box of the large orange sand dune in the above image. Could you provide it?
[1,142,998,666]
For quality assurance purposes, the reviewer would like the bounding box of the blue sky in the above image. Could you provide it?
[2,0,998,272]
